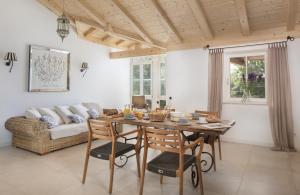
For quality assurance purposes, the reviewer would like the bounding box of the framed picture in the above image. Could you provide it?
[28,45,70,92]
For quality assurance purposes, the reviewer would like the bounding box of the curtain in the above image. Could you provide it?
[208,49,224,117]
[267,42,295,151]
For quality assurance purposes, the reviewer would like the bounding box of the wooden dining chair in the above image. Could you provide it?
[132,95,148,109]
[82,119,141,194]
[139,127,205,195]
[194,110,221,171]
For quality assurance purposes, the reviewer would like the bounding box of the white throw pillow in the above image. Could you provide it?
[38,107,64,125]
[82,102,103,115]
[25,109,42,120]
[55,106,73,124]
[69,104,90,120]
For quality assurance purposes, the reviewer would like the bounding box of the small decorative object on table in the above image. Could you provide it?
[177,118,191,126]
[170,112,192,122]
[123,106,135,120]
[133,111,144,120]
[206,115,221,123]
[148,111,166,122]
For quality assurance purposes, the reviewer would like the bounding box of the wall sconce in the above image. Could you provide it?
[4,52,17,73]
[80,62,88,77]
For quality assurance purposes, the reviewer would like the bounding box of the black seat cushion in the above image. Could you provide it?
[90,142,135,160]
[186,133,209,143]
[147,152,195,177]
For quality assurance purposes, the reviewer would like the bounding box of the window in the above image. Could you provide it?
[130,55,166,109]
[159,62,167,108]
[224,50,266,103]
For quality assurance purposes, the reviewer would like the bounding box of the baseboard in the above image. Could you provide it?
[221,137,273,148]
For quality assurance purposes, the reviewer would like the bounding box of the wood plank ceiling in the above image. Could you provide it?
[38,0,300,58]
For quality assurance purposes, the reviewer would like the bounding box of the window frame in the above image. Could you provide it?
[223,49,268,104]
[130,55,167,109]
[130,57,153,99]
[158,61,167,108]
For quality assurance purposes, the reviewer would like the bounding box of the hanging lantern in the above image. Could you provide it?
[57,13,70,42]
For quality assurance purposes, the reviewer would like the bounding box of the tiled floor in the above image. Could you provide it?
[0,141,299,195]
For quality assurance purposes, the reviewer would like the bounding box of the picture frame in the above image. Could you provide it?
[28,45,70,92]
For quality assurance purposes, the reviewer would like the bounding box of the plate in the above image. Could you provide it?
[200,123,232,129]
[176,122,192,126]
[196,121,208,124]
[124,117,136,120]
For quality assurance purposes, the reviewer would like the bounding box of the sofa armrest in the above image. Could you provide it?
[5,117,50,138]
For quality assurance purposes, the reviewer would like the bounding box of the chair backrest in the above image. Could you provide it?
[132,96,146,109]
[195,110,218,117]
[144,127,183,153]
[88,119,115,141]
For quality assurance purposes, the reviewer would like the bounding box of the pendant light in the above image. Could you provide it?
[56,0,70,42]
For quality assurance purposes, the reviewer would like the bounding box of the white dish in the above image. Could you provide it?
[200,123,232,129]
[196,121,208,124]
[176,122,192,126]
[124,117,136,120]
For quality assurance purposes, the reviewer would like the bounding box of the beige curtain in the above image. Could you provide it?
[267,42,294,151]
[208,49,223,117]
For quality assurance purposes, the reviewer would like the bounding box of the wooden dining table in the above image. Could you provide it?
[99,116,233,136]
[98,116,234,185]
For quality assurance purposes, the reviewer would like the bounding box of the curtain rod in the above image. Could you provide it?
[206,36,295,50]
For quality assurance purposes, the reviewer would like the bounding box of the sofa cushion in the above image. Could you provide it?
[40,115,58,129]
[55,106,73,124]
[49,123,88,140]
[38,108,64,125]
[25,109,42,120]
[87,108,100,119]
[70,104,90,119]
[68,114,85,123]
[82,102,103,115]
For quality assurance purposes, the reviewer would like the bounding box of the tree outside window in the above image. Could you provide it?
[229,55,265,102]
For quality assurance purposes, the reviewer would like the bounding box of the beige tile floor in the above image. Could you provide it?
[0,141,299,195]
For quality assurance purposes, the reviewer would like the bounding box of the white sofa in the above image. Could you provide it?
[5,103,121,154]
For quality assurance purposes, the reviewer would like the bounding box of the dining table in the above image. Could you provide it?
[98,115,235,178]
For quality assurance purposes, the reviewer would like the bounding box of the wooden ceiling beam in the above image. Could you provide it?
[83,27,96,37]
[149,0,183,43]
[82,34,127,50]
[76,0,107,27]
[75,17,166,49]
[116,39,125,45]
[186,0,213,39]
[111,0,154,43]
[234,0,250,36]
[127,43,137,50]
[101,35,111,42]
[109,48,167,59]
[287,0,297,31]
[37,0,166,49]
[76,22,127,50]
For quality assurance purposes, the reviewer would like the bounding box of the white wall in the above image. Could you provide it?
[166,41,300,150]
[166,49,209,112]
[0,0,130,146]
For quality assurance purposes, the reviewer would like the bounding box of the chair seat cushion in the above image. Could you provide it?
[147,152,195,177]
[90,142,135,160]
[186,133,209,143]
